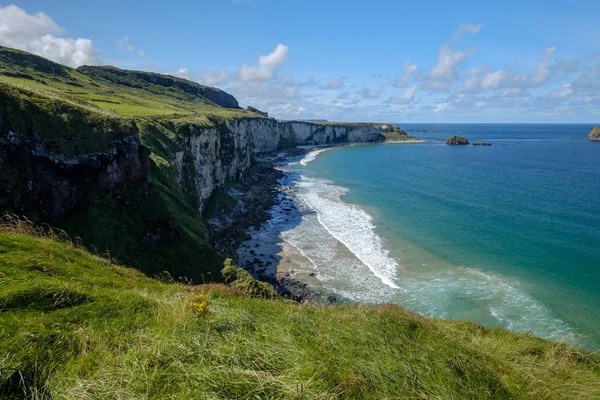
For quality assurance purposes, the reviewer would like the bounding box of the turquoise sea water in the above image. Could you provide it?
[239,124,600,349]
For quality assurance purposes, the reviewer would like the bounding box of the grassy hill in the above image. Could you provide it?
[0,46,256,122]
[1,224,599,399]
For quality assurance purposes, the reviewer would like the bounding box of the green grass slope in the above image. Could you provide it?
[1,227,599,399]
[0,46,258,121]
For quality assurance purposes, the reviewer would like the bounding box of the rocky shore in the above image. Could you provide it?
[207,147,336,304]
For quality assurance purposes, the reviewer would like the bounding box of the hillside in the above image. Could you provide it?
[1,226,599,399]
[0,46,397,283]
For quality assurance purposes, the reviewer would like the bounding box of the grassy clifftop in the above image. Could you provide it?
[0,46,259,123]
[1,227,599,399]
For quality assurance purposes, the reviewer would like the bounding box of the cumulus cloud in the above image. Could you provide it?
[386,86,416,105]
[0,5,99,67]
[481,69,506,90]
[395,61,418,87]
[453,23,483,41]
[237,44,289,81]
[549,84,573,100]
[508,47,557,88]
[200,68,230,86]
[422,45,474,91]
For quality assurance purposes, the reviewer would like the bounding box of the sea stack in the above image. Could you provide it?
[588,127,600,140]
[473,141,492,146]
[446,136,469,145]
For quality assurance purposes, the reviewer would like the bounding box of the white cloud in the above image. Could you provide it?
[549,83,573,100]
[453,23,483,41]
[200,68,230,86]
[237,44,289,81]
[173,67,194,80]
[325,79,344,89]
[395,61,417,87]
[508,47,557,88]
[421,45,475,91]
[386,86,416,104]
[430,45,474,82]
[434,102,450,113]
[0,5,99,67]
[481,69,506,90]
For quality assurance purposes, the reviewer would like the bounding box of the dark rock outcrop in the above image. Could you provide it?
[473,141,492,146]
[446,136,469,145]
[0,110,148,222]
[588,127,600,141]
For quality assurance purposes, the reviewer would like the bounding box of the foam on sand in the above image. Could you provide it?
[299,177,401,289]
[300,148,332,166]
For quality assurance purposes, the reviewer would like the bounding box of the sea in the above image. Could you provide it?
[238,124,600,350]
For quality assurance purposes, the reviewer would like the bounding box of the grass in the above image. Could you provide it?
[0,46,261,121]
[1,225,599,399]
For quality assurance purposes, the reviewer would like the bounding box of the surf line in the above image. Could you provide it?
[299,193,404,291]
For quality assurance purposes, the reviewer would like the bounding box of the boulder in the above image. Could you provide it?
[446,136,469,145]
[588,127,600,141]
[473,141,492,146]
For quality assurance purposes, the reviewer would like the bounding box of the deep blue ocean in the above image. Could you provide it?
[240,124,600,349]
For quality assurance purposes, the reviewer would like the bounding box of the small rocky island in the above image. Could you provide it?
[588,127,600,140]
[446,136,469,145]
[473,141,492,146]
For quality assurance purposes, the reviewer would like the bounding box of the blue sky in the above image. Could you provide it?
[1,0,599,122]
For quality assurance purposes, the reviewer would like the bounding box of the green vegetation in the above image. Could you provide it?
[1,226,599,399]
[381,131,419,142]
[0,46,260,121]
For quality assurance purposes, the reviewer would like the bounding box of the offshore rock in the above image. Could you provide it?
[447,136,469,145]
[588,127,600,140]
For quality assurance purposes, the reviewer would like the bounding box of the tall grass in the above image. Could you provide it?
[1,226,599,399]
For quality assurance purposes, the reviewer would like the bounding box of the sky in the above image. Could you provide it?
[1,0,599,123]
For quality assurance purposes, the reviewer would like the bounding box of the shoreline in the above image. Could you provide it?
[207,137,424,304]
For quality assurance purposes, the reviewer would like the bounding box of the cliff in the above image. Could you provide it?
[588,127,600,140]
[0,46,386,281]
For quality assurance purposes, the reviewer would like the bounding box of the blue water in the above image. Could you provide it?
[237,124,600,349]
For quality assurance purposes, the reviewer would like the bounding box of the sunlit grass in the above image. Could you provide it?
[1,227,599,399]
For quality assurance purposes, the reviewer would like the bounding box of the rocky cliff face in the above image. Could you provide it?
[0,100,148,222]
[588,127,600,140]
[172,119,384,213]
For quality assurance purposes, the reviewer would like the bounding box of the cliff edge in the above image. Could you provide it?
[0,46,391,282]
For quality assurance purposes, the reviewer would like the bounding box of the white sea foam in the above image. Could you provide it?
[396,267,573,341]
[298,177,401,289]
[300,148,331,166]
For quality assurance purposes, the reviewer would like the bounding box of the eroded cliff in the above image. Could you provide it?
[0,46,391,281]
